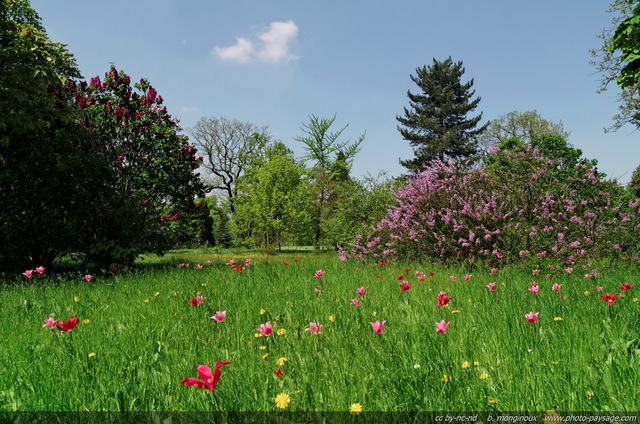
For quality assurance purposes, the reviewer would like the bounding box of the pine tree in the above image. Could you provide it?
[397,57,487,171]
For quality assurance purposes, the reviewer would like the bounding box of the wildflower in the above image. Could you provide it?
[35,266,45,274]
[294,258,299,262]
[256,322,273,336]
[529,282,539,294]
[88,352,96,358]
[435,291,451,308]
[73,296,80,303]
[304,322,323,334]
[378,261,387,266]
[143,299,150,303]
[180,363,231,390]
[449,275,456,281]
[369,320,386,334]
[414,364,421,369]
[274,393,291,409]
[83,275,92,282]
[565,267,573,274]
[259,309,266,315]
[42,317,57,328]
[313,270,324,279]
[428,272,434,277]
[399,281,413,291]
[619,282,634,292]
[201,283,207,287]
[435,320,451,334]
[274,368,283,378]
[276,357,288,366]
[584,274,592,279]
[22,270,33,278]
[489,399,497,404]
[350,403,363,415]
[154,292,160,297]
[375,274,382,278]
[82,319,90,324]
[451,310,461,314]
[258,346,267,351]
[442,375,450,382]
[314,288,321,294]
[473,361,480,366]
[595,286,603,292]
[56,317,79,332]
[490,268,497,276]
[396,274,405,280]
[461,361,470,369]
[328,315,335,322]
[277,328,286,336]
[254,333,262,338]
[463,274,472,281]
[554,317,563,321]
[586,390,594,399]
[226,259,236,266]
[206,260,212,265]
[356,287,367,296]
[195,264,203,270]
[245,259,251,267]
[211,311,227,322]
[283,261,290,266]
[532,269,540,276]
[233,264,243,272]
[189,295,206,306]
[479,373,489,380]
[262,353,269,359]
[600,293,619,306]
[525,311,539,323]
[551,283,563,292]
[584,291,590,296]
[485,282,497,291]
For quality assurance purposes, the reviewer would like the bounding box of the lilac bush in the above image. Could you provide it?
[340,144,640,265]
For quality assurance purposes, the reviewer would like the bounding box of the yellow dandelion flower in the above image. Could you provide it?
[586,390,594,399]
[172,291,178,296]
[201,283,207,287]
[143,299,150,303]
[442,375,450,382]
[88,352,96,358]
[552,361,559,365]
[451,310,461,314]
[372,312,377,316]
[277,328,286,336]
[154,292,160,297]
[276,357,288,366]
[274,393,291,409]
[479,373,489,380]
[489,399,497,404]
[73,296,80,303]
[584,291,590,296]
[262,353,269,359]
[258,346,267,351]
[633,298,638,302]
[473,361,480,366]
[259,309,266,315]
[328,315,335,322]
[196,291,202,295]
[82,319,90,324]
[461,361,470,369]
[349,403,363,415]
[554,317,563,321]
[254,333,263,338]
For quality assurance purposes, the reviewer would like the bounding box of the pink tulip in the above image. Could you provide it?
[245,259,251,267]
[42,317,57,328]
[211,311,227,322]
[304,322,323,334]
[195,264,203,270]
[189,295,206,306]
[418,275,425,282]
[525,312,539,323]
[256,321,273,336]
[356,287,367,296]
[399,281,413,292]
[564,267,573,274]
[35,266,45,274]
[485,282,497,291]
[595,286,603,292]
[226,259,236,266]
[529,285,539,294]
[490,268,497,276]
[83,274,93,282]
[351,298,360,306]
[435,320,451,334]
[463,274,472,281]
[552,283,563,292]
[206,260,212,265]
[436,291,451,308]
[314,270,324,279]
[449,275,456,281]
[369,320,386,334]
[532,269,540,276]
[314,288,322,294]
[22,270,33,278]
[180,363,231,390]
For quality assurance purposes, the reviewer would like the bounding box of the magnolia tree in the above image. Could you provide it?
[340,143,640,265]
[71,67,207,267]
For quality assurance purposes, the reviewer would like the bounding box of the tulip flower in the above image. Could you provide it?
[525,312,539,323]
[356,287,367,296]
[210,311,227,322]
[83,275,93,282]
[529,285,539,294]
[314,270,324,279]
[435,320,451,334]
[256,321,273,336]
[600,293,619,306]
[351,298,360,306]
[551,283,563,292]
[22,270,33,278]
[42,317,57,328]
[435,291,451,308]
[56,317,79,332]
[485,283,497,291]
[189,295,206,306]
[274,368,283,378]
[369,320,386,334]
[463,274,472,281]
[304,322,322,334]
[619,283,634,292]
[180,363,231,390]
[35,266,45,274]
[399,281,413,291]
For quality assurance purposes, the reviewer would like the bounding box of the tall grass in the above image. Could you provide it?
[1,251,639,413]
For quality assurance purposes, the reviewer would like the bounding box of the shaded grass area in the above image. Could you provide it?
[1,249,639,412]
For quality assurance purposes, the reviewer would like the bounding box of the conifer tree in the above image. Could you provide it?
[397,57,487,171]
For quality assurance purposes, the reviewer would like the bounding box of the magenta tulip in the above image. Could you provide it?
[180,363,231,390]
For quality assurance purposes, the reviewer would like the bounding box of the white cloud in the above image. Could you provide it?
[257,20,298,62]
[213,21,298,63]
[213,37,254,62]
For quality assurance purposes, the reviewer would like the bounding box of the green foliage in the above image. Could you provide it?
[397,57,488,170]
[611,0,640,88]
[629,163,640,198]
[235,142,314,249]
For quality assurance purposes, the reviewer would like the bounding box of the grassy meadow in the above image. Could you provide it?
[1,249,640,415]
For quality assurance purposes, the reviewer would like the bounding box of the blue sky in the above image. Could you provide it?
[33,0,639,183]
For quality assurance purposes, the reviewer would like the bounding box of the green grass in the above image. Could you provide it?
[1,250,639,413]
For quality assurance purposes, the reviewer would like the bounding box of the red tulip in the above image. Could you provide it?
[180,362,231,390]
[56,317,79,332]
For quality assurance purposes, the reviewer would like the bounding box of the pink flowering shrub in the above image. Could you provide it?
[341,143,639,265]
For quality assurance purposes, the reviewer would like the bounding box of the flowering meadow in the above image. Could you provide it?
[1,250,640,414]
